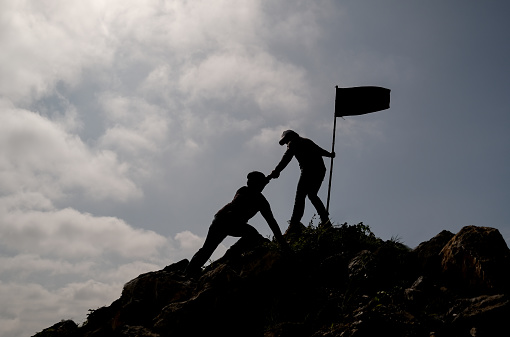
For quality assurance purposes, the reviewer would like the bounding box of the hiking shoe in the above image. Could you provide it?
[284,221,305,237]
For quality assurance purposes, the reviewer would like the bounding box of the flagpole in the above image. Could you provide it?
[326,86,338,213]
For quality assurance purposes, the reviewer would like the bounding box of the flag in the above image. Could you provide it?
[335,86,391,117]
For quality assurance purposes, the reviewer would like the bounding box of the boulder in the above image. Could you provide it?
[439,226,510,292]
[347,250,375,284]
[32,320,79,337]
[116,262,194,327]
[118,325,160,337]
[446,294,510,336]
[413,230,455,276]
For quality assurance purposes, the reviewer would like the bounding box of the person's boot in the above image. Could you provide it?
[284,220,305,237]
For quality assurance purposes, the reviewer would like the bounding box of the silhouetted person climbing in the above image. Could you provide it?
[185,171,287,276]
[268,130,335,234]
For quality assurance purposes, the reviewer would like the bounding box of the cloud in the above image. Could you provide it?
[0,205,168,260]
[174,230,230,265]
[175,230,204,250]
[179,48,309,114]
[97,93,170,179]
[0,227,209,337]
[0,254,93,280]
[0,279,121,337]
[0,101,141,201]
[0,1,115,103]
[104,0,263,56]
[0,196,196,336]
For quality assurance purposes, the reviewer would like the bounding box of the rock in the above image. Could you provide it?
[85,305,118,334]
[347,250,374,283]
[371,240,414,288]
[118,325,160,337]
[240,250,283,280]
[32,320,79,337]
[32,225,510,337]
[413,230,455,276]
[346,242,413,292]
[318,253,348,287]
[198,263,241,289]
[264,322,309,337]
[121,271,192,306]
[404,275,449,314]
[347,300,422,337]
[116,268,194,327]
[153,287,218,336]
[162,258,189,273]
[446,294,510,336]
[440,226,510,292]
[405,275,429,303]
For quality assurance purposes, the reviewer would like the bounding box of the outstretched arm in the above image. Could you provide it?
[268,149,293,179]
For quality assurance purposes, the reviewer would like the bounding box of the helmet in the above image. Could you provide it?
[279,130,298,145]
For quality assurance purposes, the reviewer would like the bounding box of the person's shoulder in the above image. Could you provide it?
[288,138,303,149]
[236,186,249,194]
[290,137,313,149]
[302,137,316,145]
[302,137,322,150]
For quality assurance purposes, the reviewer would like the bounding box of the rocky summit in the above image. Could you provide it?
[33,224,510,337]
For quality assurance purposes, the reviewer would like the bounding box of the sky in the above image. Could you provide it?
[1,1,510,336]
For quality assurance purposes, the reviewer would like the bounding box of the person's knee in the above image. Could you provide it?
[245,225,260,237]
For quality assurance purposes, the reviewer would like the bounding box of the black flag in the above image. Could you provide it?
[335,86,391,117]
[327,85,391,212]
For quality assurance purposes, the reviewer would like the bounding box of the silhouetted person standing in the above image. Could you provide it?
[268,130,335,233]
[185,171,287,276]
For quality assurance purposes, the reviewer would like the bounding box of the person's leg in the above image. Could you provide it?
[223,223,263,258]
[185,219,227,276]
[307,170,329,224]
[290,174,308,225]
[228,222,260,238]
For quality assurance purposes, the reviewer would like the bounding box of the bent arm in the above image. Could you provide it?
[317,144,335,158]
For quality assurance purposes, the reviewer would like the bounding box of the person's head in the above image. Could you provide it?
[279,130,299,146]
[247,171,269,191]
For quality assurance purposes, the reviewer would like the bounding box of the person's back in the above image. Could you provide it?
[288,137,327,173]
[216,186,266,223]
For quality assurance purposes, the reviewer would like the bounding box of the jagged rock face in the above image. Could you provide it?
[33,225,510,337]
[445,294,510,335]
[32,320,78,337]
[413,230,455,276]
[115,266,194,329]
[439,226,510,292]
